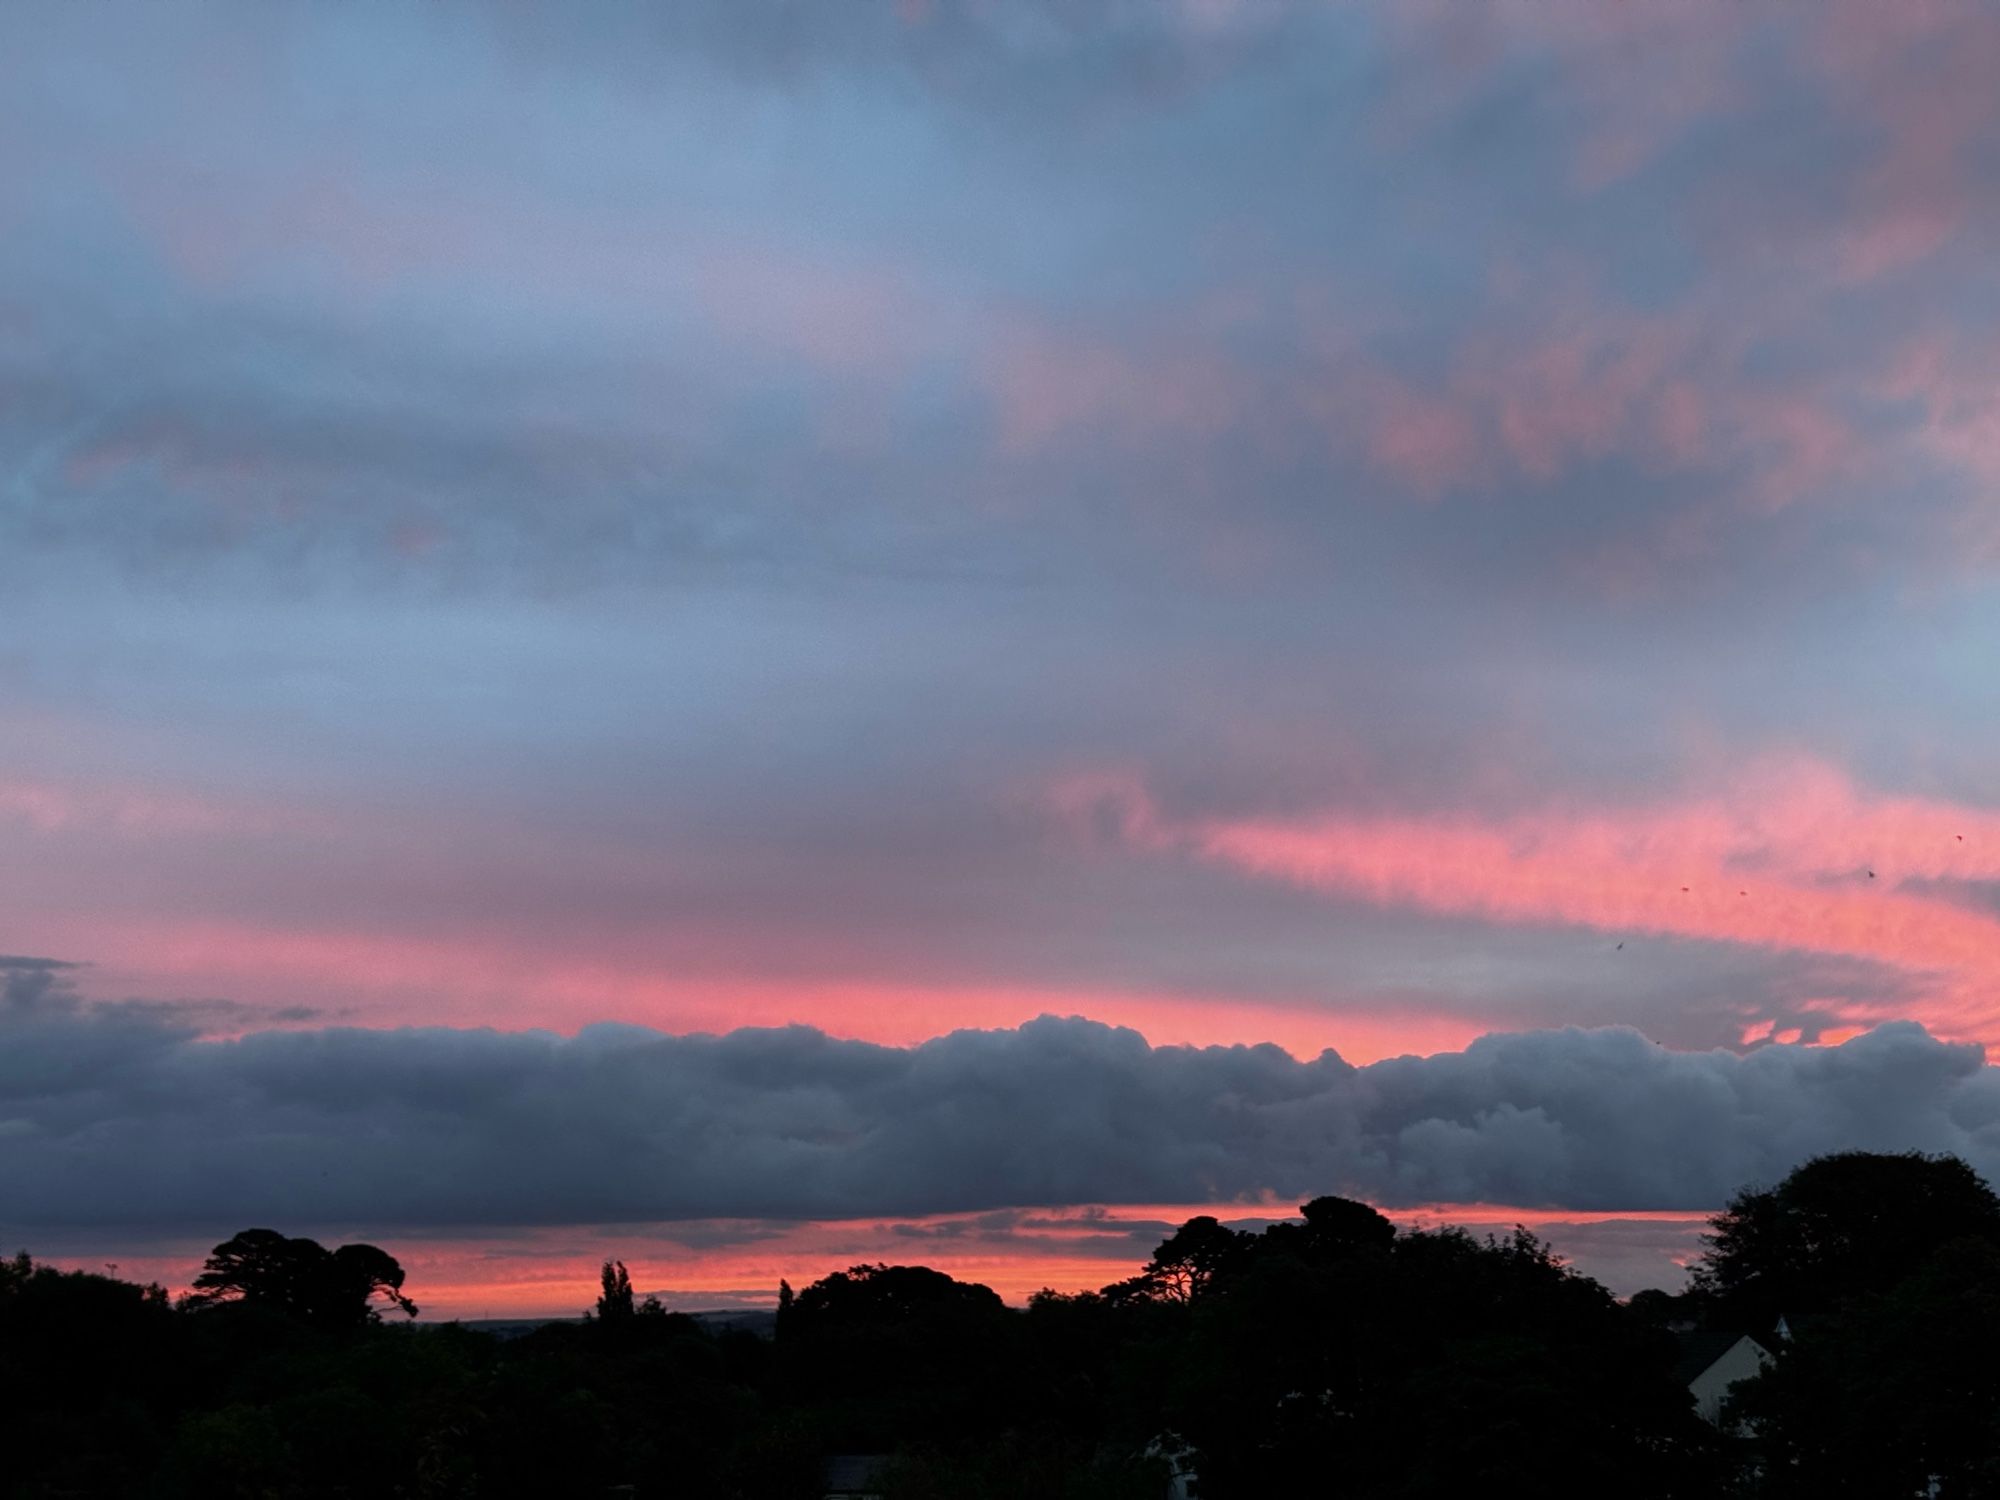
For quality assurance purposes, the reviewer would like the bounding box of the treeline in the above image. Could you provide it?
[5,1151,2000,1497]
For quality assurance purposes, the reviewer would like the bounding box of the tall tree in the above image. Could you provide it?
[596,1259,635,1322]
[1691,1151,2000,1327]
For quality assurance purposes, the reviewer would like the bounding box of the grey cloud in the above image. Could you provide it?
[1,955,82,1013]
[90,997,336,1031]
[633,1220,797,1252]
[878,1206,1174,1259]
[1,957,328,1033]
[2,1004,1996,1235]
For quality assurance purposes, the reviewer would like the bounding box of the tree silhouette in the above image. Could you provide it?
[1139,1215,1249,1303]
[1692,1151,2000,1327]
[785,1264,1014,1449]
[188,1228,416,1326]
[1732,1236,2000,1496]
[596,1258,635,1322]
[791,1263,1007,1325]
[326,1241,419,1320]
[1299,1194,1396,1255]
[1166,1222,1713,1497]
[0,1253,177,1494]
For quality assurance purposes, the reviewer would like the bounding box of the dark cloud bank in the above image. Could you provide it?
[6,958,1998,1234]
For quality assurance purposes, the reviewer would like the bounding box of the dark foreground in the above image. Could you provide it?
[5,1150,1999,1498]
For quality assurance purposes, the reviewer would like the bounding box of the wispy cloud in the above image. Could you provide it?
[1064,758,2000,1043]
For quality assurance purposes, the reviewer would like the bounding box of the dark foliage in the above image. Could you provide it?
[1159,1215,1719,1498]
[187,1228,418,1327]
[1732,1237,2000,1498]
[10,1162,2000,1499]
[596,1258,636,1321]
[1694,1153,2000,1499]
[0,1252,175,1496]
[783,1263,1017,1450]
[1691,1149,2000,1330]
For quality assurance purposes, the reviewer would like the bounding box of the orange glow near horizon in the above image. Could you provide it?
[30,1201,1715,1320]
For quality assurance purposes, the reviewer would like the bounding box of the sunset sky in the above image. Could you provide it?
[7,0,2000,1317]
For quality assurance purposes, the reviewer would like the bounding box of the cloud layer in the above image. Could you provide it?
[5,962,1995,1234]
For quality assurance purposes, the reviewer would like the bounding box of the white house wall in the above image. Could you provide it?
[1690,1337,1772,1424]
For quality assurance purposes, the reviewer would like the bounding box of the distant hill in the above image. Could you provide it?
[688,1308,777,1338]
[446,1317,580,1338]
[443,1309,777,1340]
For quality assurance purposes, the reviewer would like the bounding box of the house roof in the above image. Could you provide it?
[1673,1329,1765,1386]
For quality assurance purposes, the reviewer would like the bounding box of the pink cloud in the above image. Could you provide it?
[1078,757,2000,1044]
[1380,0,1755,191]
[1883,335,2000,535]
[986,325,1253,457]
[985,299,1731,506]
[1341,369,1486,498]
[1450,315,1690,480]
[1013,286,1860,529]
[1810,2,2000,281]
[1353,313,1858,527]
[1384,0,1999,283]
[1733,391,1857,514]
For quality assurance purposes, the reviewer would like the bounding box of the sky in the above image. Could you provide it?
[5,0,2000,1315]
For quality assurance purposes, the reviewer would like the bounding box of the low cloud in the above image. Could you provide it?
[1,955,331,1034]
[3,974,1997,1235]
[1,954,83,1013]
